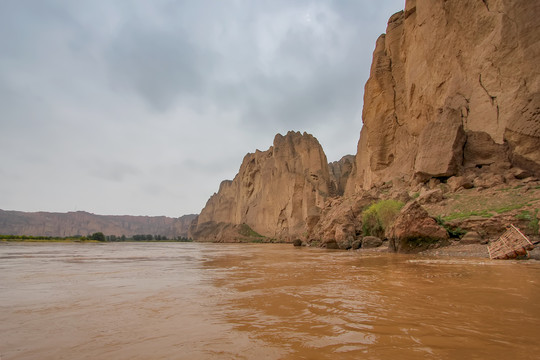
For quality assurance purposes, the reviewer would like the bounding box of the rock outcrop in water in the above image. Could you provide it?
[192,0,540,246]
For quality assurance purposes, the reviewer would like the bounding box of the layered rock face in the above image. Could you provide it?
[347,0,540,194]
[0,210,196,238]
[190,131,332,242]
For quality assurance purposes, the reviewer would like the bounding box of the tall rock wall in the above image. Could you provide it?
[347,0,540,194]
[190,131,331,242]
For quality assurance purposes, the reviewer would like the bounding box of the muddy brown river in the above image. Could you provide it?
[1,242,539,359]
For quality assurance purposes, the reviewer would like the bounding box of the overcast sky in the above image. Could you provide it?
[0,0,404,217]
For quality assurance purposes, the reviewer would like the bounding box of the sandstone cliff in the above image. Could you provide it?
[328,155,355,197]
[0,210,196,238]
[191,0,540,246]
[190,131,332,242]
[346,0,540,194]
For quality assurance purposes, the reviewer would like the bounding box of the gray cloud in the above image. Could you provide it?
[0,0,404,217]
[105,24,216,111]
[88,160,141,182]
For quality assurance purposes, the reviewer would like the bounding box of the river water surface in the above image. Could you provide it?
[1,242,539,359]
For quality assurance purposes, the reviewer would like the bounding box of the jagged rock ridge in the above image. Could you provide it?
[190,131,336,242]
[0,210,196,238]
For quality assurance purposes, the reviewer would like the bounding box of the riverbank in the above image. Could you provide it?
[352,241,540,260]
[351,242,487,258]
[3,236,538,261]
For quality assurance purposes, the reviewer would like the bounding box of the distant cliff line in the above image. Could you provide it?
[0,209,197,239]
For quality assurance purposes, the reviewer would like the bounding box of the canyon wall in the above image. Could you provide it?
[346,0,540,194]
[191,0,539,243]
[0,210,196,238]
[190,131,332,242]
[329,155,355,197]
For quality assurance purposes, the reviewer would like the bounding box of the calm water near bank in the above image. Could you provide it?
[1,242,539,359]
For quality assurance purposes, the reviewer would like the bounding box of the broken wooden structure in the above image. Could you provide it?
[487,225,534,260]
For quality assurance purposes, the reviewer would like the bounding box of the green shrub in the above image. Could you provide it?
[238,223,262,237]
[516,210,532,221]
[435,215,467,238]
[237,223,267,242]
[362,200,404,237]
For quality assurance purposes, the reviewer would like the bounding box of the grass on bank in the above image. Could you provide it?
[235,224,268,243]
[515,209,540,234]
[442,203,533,221]
[362,199,404,238]
[436,186,540,222]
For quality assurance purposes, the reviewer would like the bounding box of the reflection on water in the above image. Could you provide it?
[1,242,539,359]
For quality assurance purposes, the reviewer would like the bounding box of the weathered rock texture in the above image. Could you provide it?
[0,210,196,238]
[308,193,378,248]
[346,0,540,194]
[387,201,449,253]
[190,131,332,242]
[362,236,383,249]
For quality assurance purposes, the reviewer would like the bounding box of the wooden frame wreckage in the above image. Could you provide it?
[487,224,535,260]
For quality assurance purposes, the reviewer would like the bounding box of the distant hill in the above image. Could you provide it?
[0,210,197,238]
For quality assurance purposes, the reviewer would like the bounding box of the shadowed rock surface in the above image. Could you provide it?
[328,155,355,197]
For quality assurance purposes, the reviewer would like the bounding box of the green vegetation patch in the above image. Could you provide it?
[443,210,494,221]
[435,216,467,238]
[443,203,529,221]
[362,199,404,237]
[238,223,263,238]
[516,209,539,234]
[236,223,267,243]
[516,210,533,221]
[494,203,527,214]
